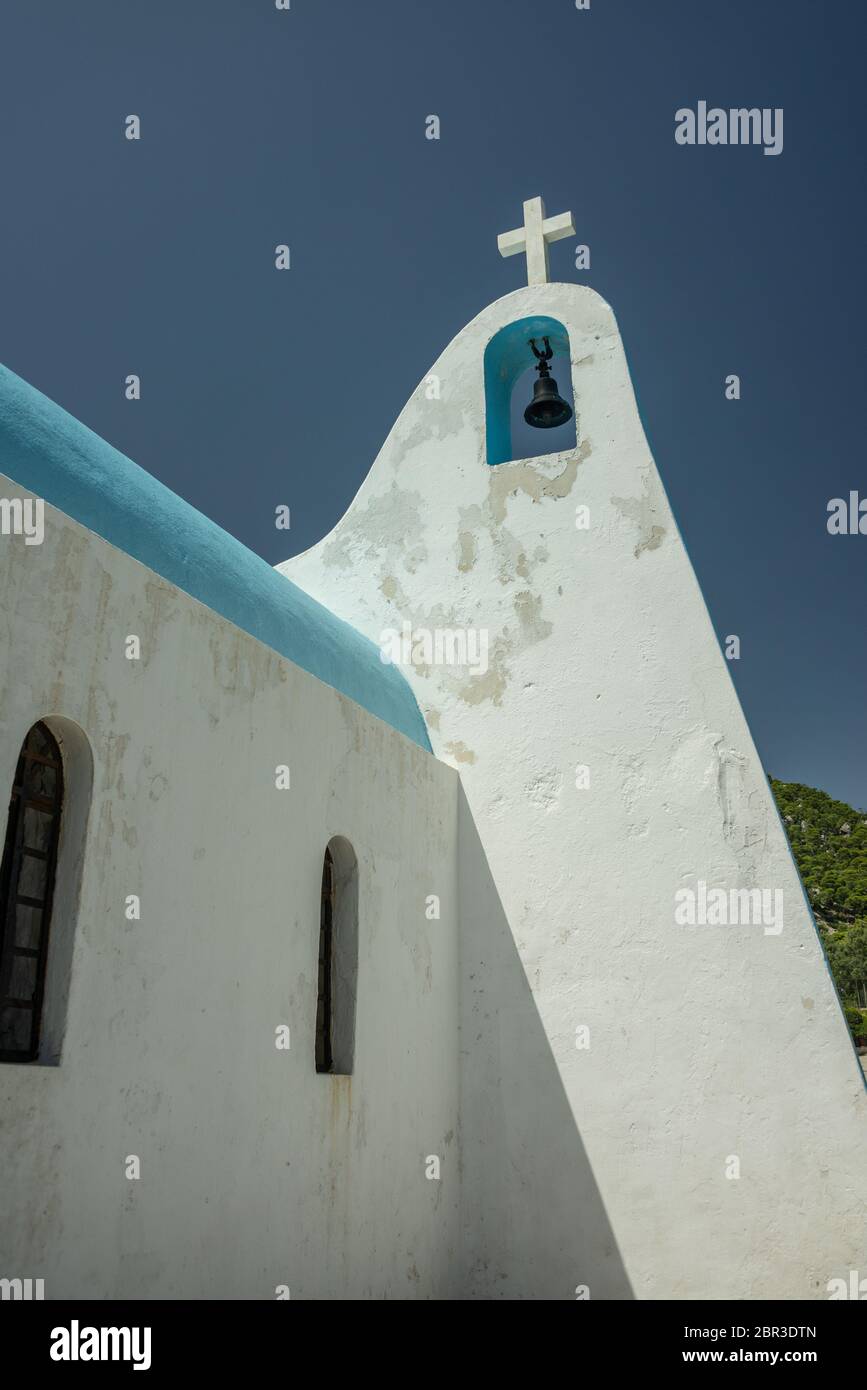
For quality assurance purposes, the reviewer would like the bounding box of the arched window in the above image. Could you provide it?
[484,314,577,466]
[315,838,358,1075]
[315,848,335,1073]
[0,722,63,1062]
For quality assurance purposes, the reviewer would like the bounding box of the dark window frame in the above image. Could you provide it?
[0,721,64,1063]
[315,847,334,1073]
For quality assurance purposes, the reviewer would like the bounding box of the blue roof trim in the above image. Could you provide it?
[0,364,431,752]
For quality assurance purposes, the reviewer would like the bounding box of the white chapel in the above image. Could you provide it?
[0,198,863,1300]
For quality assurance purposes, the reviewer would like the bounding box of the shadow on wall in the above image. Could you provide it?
[458,784,633,1300]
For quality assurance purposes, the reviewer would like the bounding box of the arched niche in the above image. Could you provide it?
[484,314,577,466]
[315,835,358,1076]
[40,716,92,1064]
[0,715,92,1066]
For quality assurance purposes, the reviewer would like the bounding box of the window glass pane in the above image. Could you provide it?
[8,954,37,1001]
[18,855,47,901]
[22,807,53,852]
[26,761,57,800]
[0,1005,31,1054]
[14,905,42,951]
[28,725,53,759]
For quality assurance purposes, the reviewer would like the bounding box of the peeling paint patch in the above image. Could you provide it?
[513,590,552,644]
[395,392,468,454]
[457,532,477,573]
[611,487,667,559]
[405,544,427,574]
[149,773,169,802]
[455,503,541,589]
[322,483,426,574]
[635,526,665,558]
[455,645,509,707]
[488,440,591,523]
[444,740,476,765]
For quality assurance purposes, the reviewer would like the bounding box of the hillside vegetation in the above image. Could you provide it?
[771,778,867,1041]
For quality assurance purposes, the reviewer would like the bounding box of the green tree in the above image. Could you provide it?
[771,777,867,1042]
[826,920,867,1001]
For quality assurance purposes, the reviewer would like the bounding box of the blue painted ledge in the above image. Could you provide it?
[0,363,431,752]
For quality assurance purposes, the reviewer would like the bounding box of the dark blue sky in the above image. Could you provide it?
[1,0,864,807]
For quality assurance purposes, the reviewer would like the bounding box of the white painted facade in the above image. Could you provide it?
[0,492,460,1299]
[279,281,867,1300]
[0,278,863,1300]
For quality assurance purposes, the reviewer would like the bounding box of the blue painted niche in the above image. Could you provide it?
[484,315,576,466]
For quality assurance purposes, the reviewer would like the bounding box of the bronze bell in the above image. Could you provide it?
[524,337,573,429]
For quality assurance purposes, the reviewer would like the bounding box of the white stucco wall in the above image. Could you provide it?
[0,481,460,1300]
[2,276,864,1301]
[279,282,867,1300]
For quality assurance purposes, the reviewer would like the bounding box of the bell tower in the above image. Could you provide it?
[276,208,867,1300]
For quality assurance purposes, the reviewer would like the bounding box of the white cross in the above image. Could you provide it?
[497,196,575,286]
